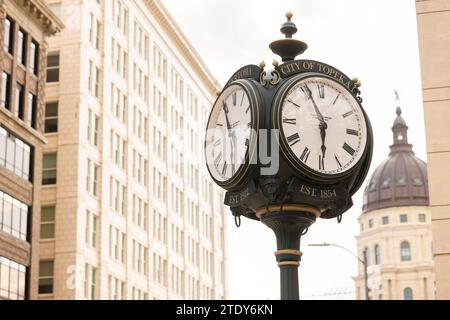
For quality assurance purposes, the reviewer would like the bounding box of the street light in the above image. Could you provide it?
[308,242,369,300]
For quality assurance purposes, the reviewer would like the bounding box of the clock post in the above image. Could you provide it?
[204,12,373,300]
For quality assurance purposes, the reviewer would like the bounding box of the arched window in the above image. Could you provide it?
[403,287,413,300]
[401,241,411,261]
[375,245,381,264]
[363,247,370,266]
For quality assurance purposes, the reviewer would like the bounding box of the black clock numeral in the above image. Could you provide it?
[213,139,221,147]
[342,110,354,118]
[346,128,359,136]
[216,123,223,127]
[240,92,245,106]
[246,105,250,114]
[333,93,341,105]
[223,101,230,114]
[247,122,252,128]
[245,138,249,147]
[214,152,222,166]
[287,133,300,147]
[286,99,302,109]
[334,154,342,168]
[317,84,325,99]
[300,147,311,163]
[231,163,236,176]
[283,118,297,125]
[222,162,228,176]
[319,155,325,170]
[232,91,237,106]
[343,143,356,156]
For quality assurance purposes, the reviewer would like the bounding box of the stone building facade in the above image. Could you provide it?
[354,107,435,300]
[0,0,62,300]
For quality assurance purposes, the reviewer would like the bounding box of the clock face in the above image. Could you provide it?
[205,83,254,183]
[278,75,368,175]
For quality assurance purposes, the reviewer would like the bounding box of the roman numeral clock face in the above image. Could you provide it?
[205,83,254,185]
[279,76,368,176]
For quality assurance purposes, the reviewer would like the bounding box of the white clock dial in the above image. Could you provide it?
[205,84,253,182]
[280,76,367,175]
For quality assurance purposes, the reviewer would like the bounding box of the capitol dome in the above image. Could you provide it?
[362,106,429,213]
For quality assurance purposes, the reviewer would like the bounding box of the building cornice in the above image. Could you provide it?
[14,0,65,34]
[145,0,221,95]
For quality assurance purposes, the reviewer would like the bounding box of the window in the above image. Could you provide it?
[109,177,126,215]
[401,241,411,261]
[403,287,413,300]
[382,216,389,225]
[46,52,60,82]
[400,214,408,223]
[381,178,391,189]
[132,240,147,275]
[89,13,100,50]
[29,40,39,75]
[363,247,370,266]
[110,130,126,169]
[87,109,99,146]
[0,127,31,181]
[419,213,426,222]
[3,17,14,54]
[368,219,373,228]
[108,275,125,300]
[0,256,26,300]
[413,177,423,186]
[40,206,55,239]
[14,83,24,119]
[89,60,100,97]
[42,153,57,185]
[86,159,99,196]
[375,244,381,264]
[111,84,127,122]
[84,263,97,299]
[17,29,27,66]
[38,260,54,294]
[396,176,406,186]
[0,190,28,241]
[109,225,126,263]
[44,102,58,133]
[85,210,98,248]
[1,72,11,109]
[27,93,37,128]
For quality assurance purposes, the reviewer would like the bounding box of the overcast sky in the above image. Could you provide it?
[163,0,426,299]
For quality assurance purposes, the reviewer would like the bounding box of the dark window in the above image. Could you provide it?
[1,72,11,110]
[363,247,371,266]
[46,52,60,82]
[27,92,37,129]
[400,214,408,223]
[382,216,389,225]
[0,127,31,181]
[412,177,423,186]
[3,17,14,54]
[44,102,58,133]
[419,213,426,222]
[403,287,413,300]
[381,178,391,189]
[368,219,374,228]
[15,83,25,120]
[401,241,411,261]
[42,153,57,185]
[29,40,39,76]
[0,256,26,300]
[375,244,381,264]
[17,29,27,66]
[40,206,55,239]
[38,260,54,294]
[396,176,407,187]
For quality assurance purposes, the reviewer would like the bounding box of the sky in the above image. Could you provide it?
[163,0,427,300]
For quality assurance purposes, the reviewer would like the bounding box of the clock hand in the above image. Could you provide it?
[222,101,232,133]
[305,84,325,124]
[320,123,327,159]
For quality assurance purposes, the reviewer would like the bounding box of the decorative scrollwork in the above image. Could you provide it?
[260,68,281,87]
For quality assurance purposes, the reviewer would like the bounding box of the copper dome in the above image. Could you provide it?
[362,106,429,213]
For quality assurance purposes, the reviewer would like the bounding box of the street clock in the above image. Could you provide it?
[203,12,373,300]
